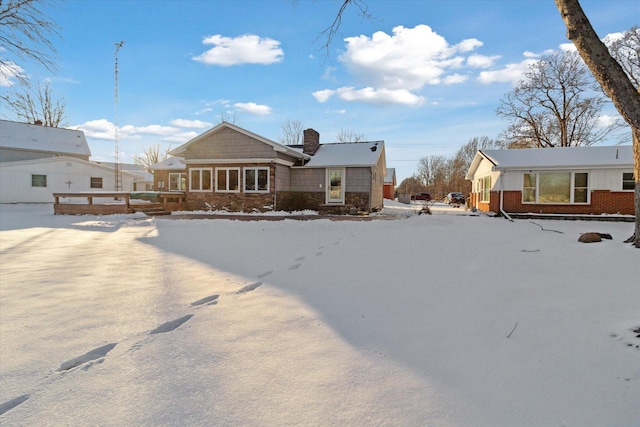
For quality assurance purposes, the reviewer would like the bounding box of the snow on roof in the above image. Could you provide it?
[302,141,384,168]
[148,156,186,170]
[0,156,142,179]
[170,122,308,160]
[482,145,633,169]
[0,120,91,157]
[384,167,395,183]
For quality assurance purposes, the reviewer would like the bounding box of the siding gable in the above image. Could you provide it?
[183,127,277,160]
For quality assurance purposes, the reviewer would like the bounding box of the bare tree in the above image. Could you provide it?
[336,128,366,142]
[133,144,172,169]
[5,80,67,126]
[607,26,640,89]
[0,0,61,93]
[397,175,426,196]
[496,50,619,148]
[279,119,304,145]
[556,0,640,247]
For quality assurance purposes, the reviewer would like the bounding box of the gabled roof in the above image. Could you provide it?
[300,141,384,168]
[0,155,142,179]
[384,167,396,184]
[148,156,186,171]
[169,121,309,160]
[466,145,633,179]
[0,120,91,157]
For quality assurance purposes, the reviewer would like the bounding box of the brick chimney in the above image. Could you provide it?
[303,128,320,155]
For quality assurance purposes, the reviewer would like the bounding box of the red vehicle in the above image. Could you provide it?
[412,192,432,201]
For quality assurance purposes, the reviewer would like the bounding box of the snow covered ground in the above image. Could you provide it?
[1,201,638,426]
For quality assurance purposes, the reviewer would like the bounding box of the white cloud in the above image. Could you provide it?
[315,24,492,106]
[193,34,284,66]
[73,119,115,140]
[477,59,538,85]
[170,119,212,129]
[163,131,199,143]
[466,54,500,68]
[335,87,425,106]
[234,102,271,115]
[0,61,25,87]
[120,124,178,136]
[455,38,483,52]
[443,74,468,84]
[312,89,335,103]
[559,43,577,52]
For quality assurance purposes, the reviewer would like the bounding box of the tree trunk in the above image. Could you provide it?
[555,0,640,247]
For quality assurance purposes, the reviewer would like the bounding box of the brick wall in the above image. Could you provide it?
[500,190,634,215]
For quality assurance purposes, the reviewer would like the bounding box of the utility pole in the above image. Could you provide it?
[114,40,125,191]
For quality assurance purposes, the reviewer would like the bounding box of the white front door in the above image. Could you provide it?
[326,168,345,204]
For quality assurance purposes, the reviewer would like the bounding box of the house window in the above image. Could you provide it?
[523,173,536,202]
[522,172,589,204]
[622,172,635,191]
[216,167,240,192]
[169,173,186,191]
[31,174,47,187]
[90,177,103,189]
[244,167,269,192]
[190,168,212,191]
[326,168,345,204]
[479,176,491,202]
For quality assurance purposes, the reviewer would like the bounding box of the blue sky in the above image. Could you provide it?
[3,0,637,182]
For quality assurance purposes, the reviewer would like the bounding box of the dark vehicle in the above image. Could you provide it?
[411,192,432,201]
[444,192,465,205]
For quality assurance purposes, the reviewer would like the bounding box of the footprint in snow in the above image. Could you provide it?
[149,314,193,335]
[295,256,305,261]
[289,263,302,270]
[257,270,273,278]
[237,281,262,294]
[0,394,30,416]
[58,343,117,371]
[190,294,219,306]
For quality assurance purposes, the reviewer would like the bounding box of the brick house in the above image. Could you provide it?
[383,168,396,199]
[152,122,386,213]
[465,146,635,216]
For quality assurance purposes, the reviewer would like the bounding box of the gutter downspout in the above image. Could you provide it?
[498,170,513,222]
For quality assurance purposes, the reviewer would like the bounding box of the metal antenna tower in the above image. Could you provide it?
[114,40,125,191]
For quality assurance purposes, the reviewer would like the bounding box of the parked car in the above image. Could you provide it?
[411,192,432,201]
[444,192,465,204]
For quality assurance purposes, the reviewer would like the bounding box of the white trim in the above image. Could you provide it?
[521,171,590,204]
[169,172,187,191]
[621,171,635,191]
[326,168,345,204]
[189,167,213,192]
[215,167,241,193]
[185,158,294,167]
[243,167,270,193]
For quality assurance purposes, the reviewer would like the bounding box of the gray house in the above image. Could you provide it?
[161,122,386,213]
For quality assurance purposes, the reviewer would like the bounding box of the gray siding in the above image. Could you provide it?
[345,167,371,192]
[275,163,291,192]
[184,127,276,160]
[291,168,325,192]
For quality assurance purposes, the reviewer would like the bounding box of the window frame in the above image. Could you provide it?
[31,174,47,187]
[479,176,491,202]
[622,172,635,191]
[189,168,213,192]
[169,173,187,191]
[243,167,270,193]
[90,177,103,189]
[215,167,241,193]
[522,171,590,204]
[326,168,345,204]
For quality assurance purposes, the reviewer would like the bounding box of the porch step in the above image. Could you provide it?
[132,204,172,216]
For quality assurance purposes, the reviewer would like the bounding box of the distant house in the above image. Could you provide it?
[383,168,396,200]
[0,120,148,202]
[159,122,386,213]
[465,146,635,216]
[0,157,142,203]
[1,119,91,162]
